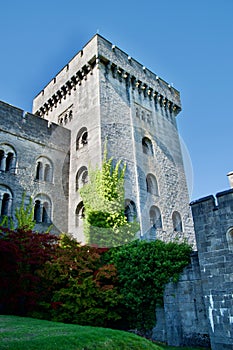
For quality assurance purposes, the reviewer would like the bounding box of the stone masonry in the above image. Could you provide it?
[153,189,233,349]
[0,101,70,233]
[32,34,194,244]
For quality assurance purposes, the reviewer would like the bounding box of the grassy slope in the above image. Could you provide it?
[0,316,206,350]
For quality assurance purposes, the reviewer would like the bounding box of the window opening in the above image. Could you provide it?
[142,137,153,156]
[150,206,162,229]
[172,211,183,232]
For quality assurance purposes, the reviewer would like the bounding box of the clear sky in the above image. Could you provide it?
[0,0,232,200]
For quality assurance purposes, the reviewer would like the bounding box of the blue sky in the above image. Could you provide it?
[0,0,232,200]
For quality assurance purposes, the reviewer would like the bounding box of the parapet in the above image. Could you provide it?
[190,188,233,213]
[190,189,233,248]
[32,34,181,118]
[0,100,70,151]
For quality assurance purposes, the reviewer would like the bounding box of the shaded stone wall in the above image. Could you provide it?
[191,190,233,350]
[0,100,70,233]
[153,189,233,349]
[153,252,210,347]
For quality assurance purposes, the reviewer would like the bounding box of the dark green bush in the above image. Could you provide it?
[0,227,192,332]
[105,239,192,331]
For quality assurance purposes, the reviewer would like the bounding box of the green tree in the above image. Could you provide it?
[79,148,139,247]
[15,192,35,231]
[0,192,35,231]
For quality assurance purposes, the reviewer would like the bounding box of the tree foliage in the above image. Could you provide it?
[0,192,35,231]
[0,226,192,332]
[35,234,122,327]
[15,192,35,230]
[0,227,58,315]
[80,148,139,247]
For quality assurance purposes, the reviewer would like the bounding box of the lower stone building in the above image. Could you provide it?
[153,188,233,350]
[0,101,70,233]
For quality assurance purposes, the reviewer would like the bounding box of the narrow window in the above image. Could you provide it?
[76,127,88,150]
[75,202,85,226]
[146,174,159,196]
[76,166,88,191]
[0,150,5,171]
[1,193,10,216]
[5,153,14,172]
[226,228,233,251]
[44,164,51,182]
[150,206,162,229]
[34,200,41,223]
[142,137,153,156]
[172,211,183,232]
[42,202,50,223]
[125,200,137,222]
[36,162,42,180]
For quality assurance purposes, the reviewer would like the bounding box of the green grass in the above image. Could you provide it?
[0,315,206,350]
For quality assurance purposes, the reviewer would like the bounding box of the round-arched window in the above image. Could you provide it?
[76,127,88,150]
[150,206,162,229]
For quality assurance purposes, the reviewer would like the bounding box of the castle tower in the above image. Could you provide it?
[33,34,194,245]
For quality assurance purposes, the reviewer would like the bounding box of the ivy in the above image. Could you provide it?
[80,146,139,247]
[105,239,192,331]
[15,192,35,231]
[0,192,35,231]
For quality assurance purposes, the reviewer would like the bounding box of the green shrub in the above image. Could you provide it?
[34,234,122,327]
[105,239,192,331]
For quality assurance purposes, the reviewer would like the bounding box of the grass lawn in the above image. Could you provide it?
[0,315,207,350]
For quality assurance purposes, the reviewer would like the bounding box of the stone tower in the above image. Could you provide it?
[33,34,194,244]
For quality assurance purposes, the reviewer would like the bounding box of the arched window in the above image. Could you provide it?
[34,200,41,223]
[1,194,10,216]
[172,211,183,232]
[226,228,233,251]
[36,161,43,180]
[42,202,50,223]
[75,201,85,227]
[44,164,52,182]
[5,153,14,172]
[142,137,153,156]
[0,144,16,173]
[125,199,137,222]
[146,174,159,196]
[35,157,53,182]
[0,150,4,171]
[0,185,13,217]
[150,206,162,229]
[76,166,88,191]
[34,194,52,224]
[76,127,88,150]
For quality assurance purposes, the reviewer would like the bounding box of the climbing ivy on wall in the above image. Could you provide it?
[104,239,192,331]
[0,192,35,231]
[79,147,139,247]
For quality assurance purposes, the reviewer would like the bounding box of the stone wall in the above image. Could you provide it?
[0,100,70,233]
[153,251,210,347]
[153,189,233,349]
[32,34,194,244]
[191,190,233,350]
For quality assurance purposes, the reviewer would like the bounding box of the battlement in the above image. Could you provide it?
[190,188,233,213]
[33,34,181,118]
[0,100,70,150]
